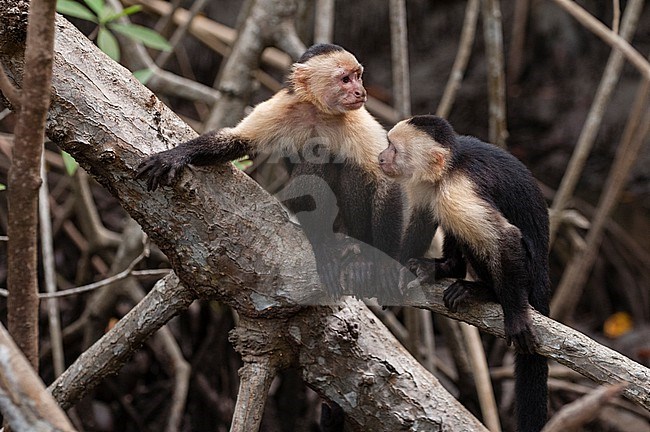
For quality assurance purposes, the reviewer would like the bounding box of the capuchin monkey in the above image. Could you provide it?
[379,115,550,432]
[136,43,403,301]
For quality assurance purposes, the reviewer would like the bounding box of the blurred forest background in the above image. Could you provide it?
[0,0,649,431]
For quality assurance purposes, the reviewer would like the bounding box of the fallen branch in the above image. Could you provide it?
[541,383,628,432]
[0,322,76,431]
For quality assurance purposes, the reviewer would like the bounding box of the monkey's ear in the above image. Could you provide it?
[431,150,446,168]
[425,149,449,182]
[291,64,311,86]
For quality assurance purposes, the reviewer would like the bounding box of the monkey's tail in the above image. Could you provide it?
[514,351,548,432]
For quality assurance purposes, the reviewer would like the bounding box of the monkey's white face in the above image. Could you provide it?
[292,51,367,115]
[380,120,451,184]
[379,120,417,181]
[315,54,366,114]
[328,66,367,112]
[378,140,407,179]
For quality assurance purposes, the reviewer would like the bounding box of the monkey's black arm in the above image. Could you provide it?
[136,130,253,191]
[277,163,349,297]
[371,181,403,259]
[398,207,437,265]
[434,233,466,279]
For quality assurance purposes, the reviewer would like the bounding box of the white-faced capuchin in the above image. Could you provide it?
[136,44,403,301]
[379,115,550,432]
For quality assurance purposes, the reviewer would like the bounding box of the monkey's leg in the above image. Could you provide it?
[398,208,437,265]
[496,236,538,354]
[282,164,348,297]
[435,233,467,278]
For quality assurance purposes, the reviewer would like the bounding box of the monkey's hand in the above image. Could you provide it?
[136,148,189,191]
[504,314,537,355]
[406,258,437,285]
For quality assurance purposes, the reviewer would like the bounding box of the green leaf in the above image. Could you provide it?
[133,68,154,84]
[104,5,142,22]
[109,23,172,51]
[97,26,120,61]
[0,184,6,191]
[82,0,105,17]
[56,0,98,22]
[233,157,252,171]
[61,151,79,176]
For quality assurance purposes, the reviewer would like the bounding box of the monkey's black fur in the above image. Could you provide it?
[296,43,344,63]
[137,131,252,192]
[401,116,550,432]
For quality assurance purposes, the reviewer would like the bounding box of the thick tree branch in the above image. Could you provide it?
[403,282,650,412]
[0,12,487,428]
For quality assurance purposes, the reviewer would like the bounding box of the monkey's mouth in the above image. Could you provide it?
[379,163,399,177]
[345,99,366,110]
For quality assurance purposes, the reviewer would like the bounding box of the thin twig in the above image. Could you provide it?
[39,156,65,377]
[552,63,650,321]
[419,308,436,373]
[0,249,153,299]
[105,0,221,106]
[541,383,627,432]
[549,0,645,243]
[389,0,411,119]
[461,323,501,432]
[612,0,621,34]
[551,0,650,81]
[153,0,182,34]
[507,0,529,84]
[313,0,335,44]
[481,0,508,147]
[436,0,480,119]
[155,0,209,68]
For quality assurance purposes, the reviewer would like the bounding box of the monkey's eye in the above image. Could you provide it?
[341,75,351,84]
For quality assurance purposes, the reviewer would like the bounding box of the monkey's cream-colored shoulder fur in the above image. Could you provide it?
[230,89,387,177]
[406,172,514,261]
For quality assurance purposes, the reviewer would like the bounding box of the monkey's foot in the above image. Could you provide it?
[443,280,496,312]
[505,315,537,354]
